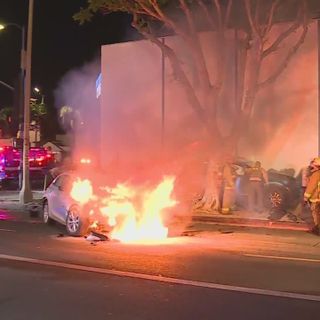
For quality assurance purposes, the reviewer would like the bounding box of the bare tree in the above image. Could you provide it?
[74,0,311,210]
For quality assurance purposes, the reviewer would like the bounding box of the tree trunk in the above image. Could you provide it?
[194,158,221,212]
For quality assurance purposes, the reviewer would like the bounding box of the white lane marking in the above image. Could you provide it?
[0,228,15,232]
[244,254,320,264]
[0,253,319,302]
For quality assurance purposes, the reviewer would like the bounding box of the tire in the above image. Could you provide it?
[42,200,54,225]
[264,184,289,210]
[65,206,89,237]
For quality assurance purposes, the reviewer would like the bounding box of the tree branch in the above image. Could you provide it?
[132,16,210,130]
[244,0,262,39]
[254,0,261,26]
[224,0,233,29]
[263,0,281,36]
[213,0,223,29]
[262,0,307,58]
[179,0,212,88]
[196,0,215,29]
[262,21,301,58]
[258,24,308,89]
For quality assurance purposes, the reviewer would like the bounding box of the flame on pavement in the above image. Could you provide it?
[70,176,177,244]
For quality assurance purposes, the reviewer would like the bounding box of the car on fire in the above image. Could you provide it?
[42,167,109,236]
[42,172,91,236]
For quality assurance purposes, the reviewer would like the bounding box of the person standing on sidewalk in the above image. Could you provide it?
[304,157,320,236]
[221,158,236,214]
[247,161,268,213]
[296,163,311,218]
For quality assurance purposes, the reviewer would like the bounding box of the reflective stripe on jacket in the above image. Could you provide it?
[223,164,235,188]
[304,169,320,202]
[248,167,267,183]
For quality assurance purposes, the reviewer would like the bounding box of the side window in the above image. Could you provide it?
[53,174,72,192]
[53,176,64,188]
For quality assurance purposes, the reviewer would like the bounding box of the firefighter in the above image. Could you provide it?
[221,158,236,214]
[304,157,320,236]
[247,161,268,213]
[297,162,312,218]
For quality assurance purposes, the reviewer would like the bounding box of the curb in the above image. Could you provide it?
[192,215,310,231]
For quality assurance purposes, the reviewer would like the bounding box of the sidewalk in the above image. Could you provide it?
[0,190,44,212]
[192,207,312,231]
[184,223,320,260]
[0,190,44,201]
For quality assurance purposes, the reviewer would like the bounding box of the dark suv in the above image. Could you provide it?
[233,159,301,211]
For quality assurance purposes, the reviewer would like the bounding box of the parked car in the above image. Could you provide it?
[0,146,54,188]
[42,172,90,236]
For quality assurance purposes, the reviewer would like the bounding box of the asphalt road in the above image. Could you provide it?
[0,259,319,320]
[1,211,320,319]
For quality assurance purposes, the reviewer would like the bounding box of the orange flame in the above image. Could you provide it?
[70,178,93,205]
[100,177,176,243]
[70,176,177,243]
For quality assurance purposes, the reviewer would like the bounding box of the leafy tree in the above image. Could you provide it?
[0,107,13,137]
[30,97,47,142]
[59,105,82,131]
[30,98,47,120]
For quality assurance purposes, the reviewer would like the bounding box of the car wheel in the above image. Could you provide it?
[42,200,54,224]
[264,185,288,210]
[66,206,89,237]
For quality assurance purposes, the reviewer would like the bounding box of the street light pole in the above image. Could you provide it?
[161,37,165,148]
[20,25,26,132]
[0,23,25,128]
[19,0,34,204]
[318,18,320,157]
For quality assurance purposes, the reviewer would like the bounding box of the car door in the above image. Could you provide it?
[49,174,72,224]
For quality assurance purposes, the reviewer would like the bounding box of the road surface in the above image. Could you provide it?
[0,211,320,319]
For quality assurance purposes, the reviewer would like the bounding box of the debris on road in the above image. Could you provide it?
[85,231,110,242]
[218,229,234,234]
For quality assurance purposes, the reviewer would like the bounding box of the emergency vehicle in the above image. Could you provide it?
[0,146,54,186]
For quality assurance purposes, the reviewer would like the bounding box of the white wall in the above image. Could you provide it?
[100,23,317,177]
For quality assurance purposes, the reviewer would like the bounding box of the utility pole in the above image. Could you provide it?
[161,37,166,148]
[318,18,320,157]
[19,0,34,204]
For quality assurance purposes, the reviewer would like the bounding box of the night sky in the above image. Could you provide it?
[0,0,134,110]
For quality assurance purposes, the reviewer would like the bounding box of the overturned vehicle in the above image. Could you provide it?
[193,159,302,213]
[233,159,302,211]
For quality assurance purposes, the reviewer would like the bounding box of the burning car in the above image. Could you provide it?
[42,172,94,236]
[42,171,177,241]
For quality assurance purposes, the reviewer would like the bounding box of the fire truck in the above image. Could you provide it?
[0,146,54,187]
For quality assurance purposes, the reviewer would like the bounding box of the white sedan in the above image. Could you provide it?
[42,172,90,236]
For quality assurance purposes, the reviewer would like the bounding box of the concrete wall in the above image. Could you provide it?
[100,23,317,176]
